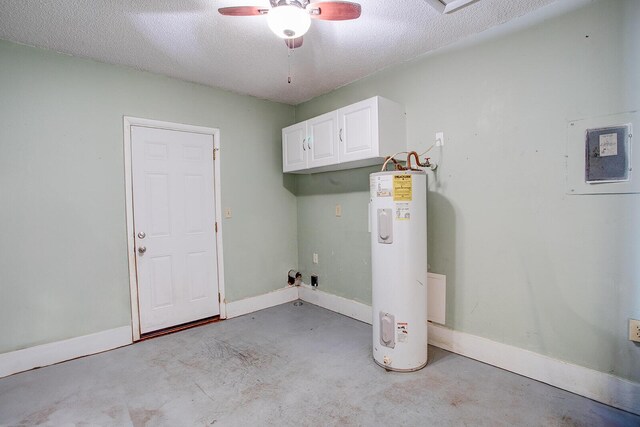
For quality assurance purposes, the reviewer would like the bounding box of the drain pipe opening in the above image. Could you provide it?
[287,269,302,286]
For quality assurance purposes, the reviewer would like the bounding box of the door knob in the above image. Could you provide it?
[138,246,147,254]
[137,231,146,239]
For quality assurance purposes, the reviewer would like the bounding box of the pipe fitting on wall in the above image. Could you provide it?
[287,269,302,286]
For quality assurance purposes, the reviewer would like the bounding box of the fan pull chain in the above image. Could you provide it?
[287,45,292,84]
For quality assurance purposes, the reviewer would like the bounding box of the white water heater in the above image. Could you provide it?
[370,170,427,371]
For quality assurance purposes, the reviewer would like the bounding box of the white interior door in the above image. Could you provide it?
[131,126,220,334]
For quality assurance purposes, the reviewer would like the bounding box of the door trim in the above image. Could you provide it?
[123,116,226,342]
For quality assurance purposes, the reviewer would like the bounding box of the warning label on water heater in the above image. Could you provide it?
[393,175,412,201]
[395,203,410,221]
[397,322,408,343]
[372,175,393,197]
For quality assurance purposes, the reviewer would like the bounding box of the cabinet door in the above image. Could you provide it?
[307,111,339,168]
[338,98,379,163]
[282,122,307,172]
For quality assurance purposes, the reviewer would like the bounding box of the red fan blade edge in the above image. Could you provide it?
[218,6,267,16]
[309,1,361,21]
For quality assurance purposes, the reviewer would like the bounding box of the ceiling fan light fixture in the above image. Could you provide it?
[267,4,311,39]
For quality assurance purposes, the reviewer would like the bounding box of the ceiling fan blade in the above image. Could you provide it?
[285,37,304,49]
[308,1,361,21]
[218,6,267,16]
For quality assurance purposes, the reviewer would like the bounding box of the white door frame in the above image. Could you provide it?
[123,116,226,341]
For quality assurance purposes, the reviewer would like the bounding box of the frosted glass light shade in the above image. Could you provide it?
[267,5,311,39]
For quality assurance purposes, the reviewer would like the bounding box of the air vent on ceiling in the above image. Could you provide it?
[423,0,480,14]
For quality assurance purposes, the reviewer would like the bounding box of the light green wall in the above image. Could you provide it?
[1,0,638,385]
[296,167,378,305]
[294,0,640,382]
[0,40,297,353]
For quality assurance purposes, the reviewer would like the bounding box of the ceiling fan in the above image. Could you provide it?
[218,0,362,49]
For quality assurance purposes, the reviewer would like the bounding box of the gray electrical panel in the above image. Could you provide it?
[567,112,638,195]
[585,125,631,183]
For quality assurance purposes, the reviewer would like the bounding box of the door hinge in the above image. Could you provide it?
[218,292,221,303]
[213,147,219,160]
[215,222,218,233]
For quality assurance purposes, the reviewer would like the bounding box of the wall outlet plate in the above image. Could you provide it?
[630,319,640,343]
[313,253,318,264]
[335,204,342,217]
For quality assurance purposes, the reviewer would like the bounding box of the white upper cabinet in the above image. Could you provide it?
[282,96,405,173]
[338,98,377,163]
[283,112,339,172]
[282,122,307,172]
[307,111,339,169]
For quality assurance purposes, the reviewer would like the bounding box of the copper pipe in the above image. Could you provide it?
[406,151,431,171]
[383,156,406,171]
[390,157,406,171]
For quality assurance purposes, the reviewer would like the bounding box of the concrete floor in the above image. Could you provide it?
[0,303,638,426]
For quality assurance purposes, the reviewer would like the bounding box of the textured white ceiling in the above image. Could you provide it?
[0,0,560,105]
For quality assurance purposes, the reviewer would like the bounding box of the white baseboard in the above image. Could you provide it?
[0,286,299,378]
[0,326,132,379]
[225,286,299,319]
[428,323,640,415]
[295,286,639,415]
[3,287,637,415]
[299,284,372,324]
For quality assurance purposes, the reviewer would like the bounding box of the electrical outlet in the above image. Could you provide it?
[335,204,342,217]
[313,253,318,264]
[436,131,444,147]
[224,208,232,218]
[630,319,640,343]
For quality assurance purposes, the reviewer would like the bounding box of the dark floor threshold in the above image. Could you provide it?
[139,316,221,341]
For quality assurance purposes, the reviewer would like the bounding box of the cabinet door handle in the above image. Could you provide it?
[307,139,311,150]
[339,128,343,142]
[303,138,306,151]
